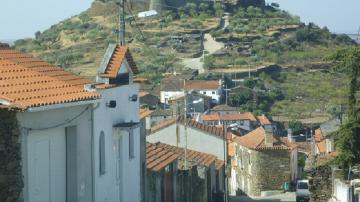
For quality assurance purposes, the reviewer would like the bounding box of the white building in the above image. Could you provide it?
[185,80,223,104]
[160,79,185,104]
[0,45,99,202]
[93,44,142,202]
[137,10,158,18]
[160,79,223,104]
[147,116,228,160]
[0,44,143,202]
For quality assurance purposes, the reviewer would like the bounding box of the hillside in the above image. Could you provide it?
[11,0,356,122]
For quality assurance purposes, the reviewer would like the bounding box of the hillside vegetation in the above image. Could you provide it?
[205,5,355,70]
[12,0,356,122]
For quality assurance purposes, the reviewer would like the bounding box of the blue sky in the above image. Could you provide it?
[0,0,359,40]
[267,0,360,34]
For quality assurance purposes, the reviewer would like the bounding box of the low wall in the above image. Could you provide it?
[309,165,332,202]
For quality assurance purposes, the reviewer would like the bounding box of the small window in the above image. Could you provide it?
[129,130,135,159]
[99,131,106,175]
[203,92,206,95]
[212,91,215,94]
[248,152,251,165]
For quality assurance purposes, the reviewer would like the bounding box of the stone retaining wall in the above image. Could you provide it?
[309,165,332,202]
[0,109,23,202]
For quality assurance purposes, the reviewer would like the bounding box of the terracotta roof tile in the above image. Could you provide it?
[100,46,138,78]
[314,128,324,142]
[150,142,218,168]
[317,140,327,154]
[233,127,294,151]
[202,112,257,122]
[0,48,99,109]
[146,142,179,172]
[215,160,225,170]
[257,115,272,125]
[139,108,153,119]
[150,116,229,139]
[185,80,220,90]
[139,91,149,97]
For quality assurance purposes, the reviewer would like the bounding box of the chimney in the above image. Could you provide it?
[287,128,294,143]
[264,128,274,147]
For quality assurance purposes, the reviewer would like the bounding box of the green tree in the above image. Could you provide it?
[330,47,360,172]
[185,3,197,17]
[288,120,303,134]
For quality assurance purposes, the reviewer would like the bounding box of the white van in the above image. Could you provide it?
[296,180,310,202]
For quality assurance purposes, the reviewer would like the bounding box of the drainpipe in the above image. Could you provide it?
[91,102,100,202]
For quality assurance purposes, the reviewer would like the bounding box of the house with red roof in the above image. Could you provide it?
[200,112,259,133]
[0,43,144,202]
[228,127,298,197]
[146,142,225,202]
[146,116,228,198]
[0,44,99,202]
[92,44,143,202]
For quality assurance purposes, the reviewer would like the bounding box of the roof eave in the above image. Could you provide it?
[26,99,100,113]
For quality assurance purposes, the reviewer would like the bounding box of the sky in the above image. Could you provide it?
[0,0,360,40]
[267,0,360,34]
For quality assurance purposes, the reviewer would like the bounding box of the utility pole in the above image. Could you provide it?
[119,0,126,46]
[183,80,188,170]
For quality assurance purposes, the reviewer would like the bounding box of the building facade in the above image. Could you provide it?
[228,127,298,197]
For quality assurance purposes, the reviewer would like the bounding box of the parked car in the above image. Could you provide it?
[296,180,310,202]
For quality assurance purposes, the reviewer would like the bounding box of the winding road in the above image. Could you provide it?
[182,14,229,73]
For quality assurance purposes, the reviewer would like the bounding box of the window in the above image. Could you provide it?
[129,130,135,159]
[248,152,251,165]
[99,131,106,175]
[212,91,215,94]
[203,91,206,95]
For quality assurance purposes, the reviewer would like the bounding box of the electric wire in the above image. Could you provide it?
[22,106,90,131]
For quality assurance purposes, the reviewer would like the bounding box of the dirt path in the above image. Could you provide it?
[182,14,229,73]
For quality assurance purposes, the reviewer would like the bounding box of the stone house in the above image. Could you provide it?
[146,142,225,202]
[228,127,298,197]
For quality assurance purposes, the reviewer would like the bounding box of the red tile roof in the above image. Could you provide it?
[100,45,138,78]
[202,112,257,122]
[139,108,153,119]
[185,80,220,90]
[316,140,327,154]
[148,142,224,170]
[257,115,272,125]
[233,127,295,151]
[0,48,99,109]
[314,128,324,142]
[146,142,179,172]
[150,116,229,139]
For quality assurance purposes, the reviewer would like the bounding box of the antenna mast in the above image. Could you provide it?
[119,0,125,46]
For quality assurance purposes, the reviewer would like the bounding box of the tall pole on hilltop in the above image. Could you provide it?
[119,0,125,46]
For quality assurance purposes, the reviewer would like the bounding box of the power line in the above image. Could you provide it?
[22,106,90,131]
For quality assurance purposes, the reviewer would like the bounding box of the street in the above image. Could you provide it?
[229,192,296,202]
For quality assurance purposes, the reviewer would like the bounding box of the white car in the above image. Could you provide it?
[296,180,310,202]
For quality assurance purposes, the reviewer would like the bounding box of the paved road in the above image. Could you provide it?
[229,192,296,202]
